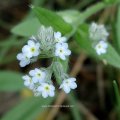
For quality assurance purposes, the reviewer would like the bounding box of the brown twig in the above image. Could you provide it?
[46,53,98,120]
[78,102,98,120]
[96,64,105,109]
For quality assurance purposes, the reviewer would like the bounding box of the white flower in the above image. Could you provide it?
[55,43,71,60]
[95,41,108,55]
[60,78,77,93]
[17,53,30,67]
[89,22,109,41]
[37,83,55,98]
[22,75,34,89]
[29,68,46,83]
[22,40,40,58]
[54,32,67,43]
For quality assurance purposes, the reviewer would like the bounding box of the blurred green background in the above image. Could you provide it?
[0,0,120,120]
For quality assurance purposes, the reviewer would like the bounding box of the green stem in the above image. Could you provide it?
[113,80,120,119]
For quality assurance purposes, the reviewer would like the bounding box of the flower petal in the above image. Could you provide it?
[49,91,55,97]
[28,40,35,47]
[42,91,48,98]
[70,82,77,89]
[17,53,23,60]
[32,77,39,83]
[29,70,35,76]
[63,86,70,93]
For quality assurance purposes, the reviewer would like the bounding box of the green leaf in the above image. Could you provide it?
[11,18,41,37]
[32,6,73,35]
[0,71,24,91]
[74,24,120,69]
[58,2,107,25]
[58,10,80,24]
[113,80,120,106]
[74,24,97,57]
[11,2,107,37]
[66,2,107,26]
[81,2,106,21]
[104,0,119,4]
[1,97,54,120]
[113,80,120,119]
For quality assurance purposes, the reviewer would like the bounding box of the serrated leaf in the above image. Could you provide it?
[11,18,41,37]
[32,6,73,35]
[0,71,24,91]
[1,97,54,120]
[74,24,120,69]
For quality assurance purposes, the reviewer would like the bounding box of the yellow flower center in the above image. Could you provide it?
[29,78,32,83]
[45,86,49,91]
[60,49,63,53]
[37,73,41,76]
[66,81,69,84]
[31,47,35,52]
[98,45,102,49]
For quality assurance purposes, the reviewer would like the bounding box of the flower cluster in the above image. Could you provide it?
[17,26,77,98]
[89,22,109,55]
[17,37,40,67]
[22,68,55,98]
